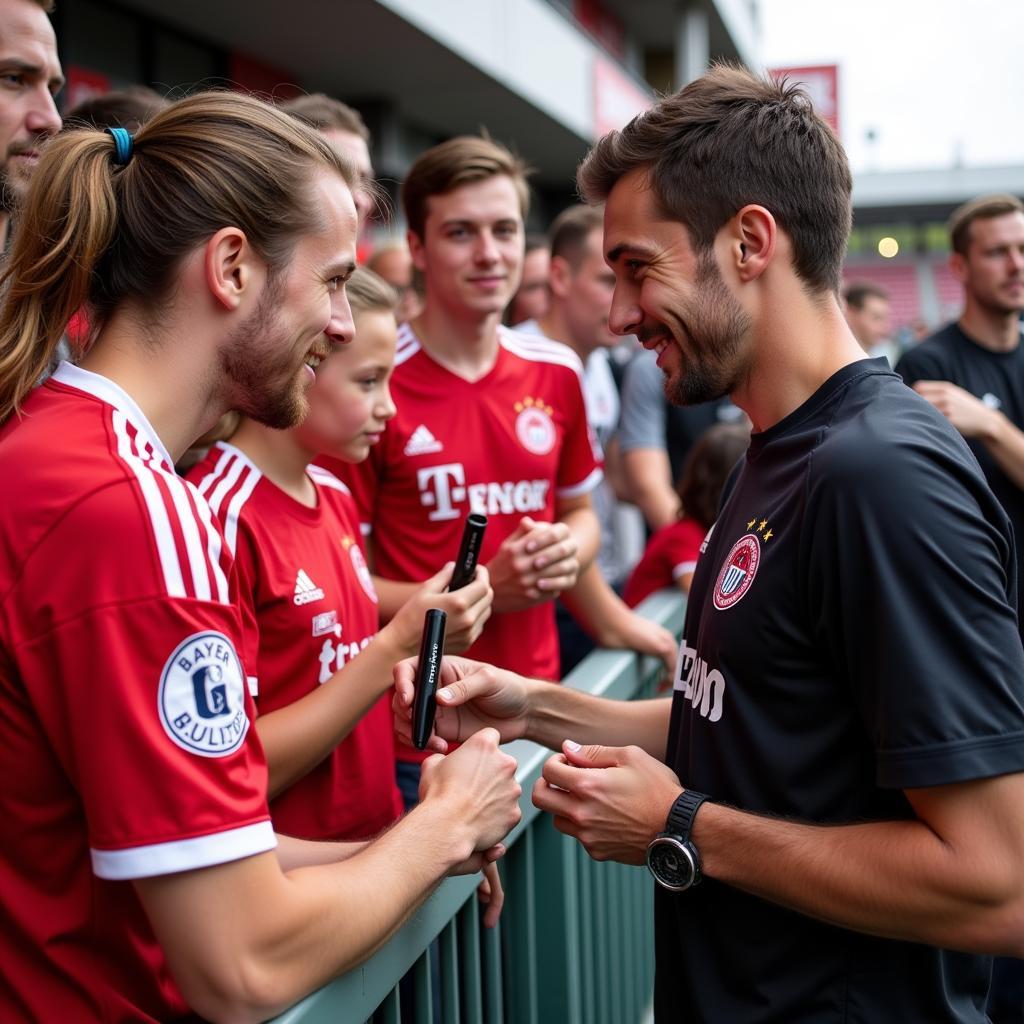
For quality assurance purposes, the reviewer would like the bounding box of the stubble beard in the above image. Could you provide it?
[220,272,309,430]
[664,250,752,408]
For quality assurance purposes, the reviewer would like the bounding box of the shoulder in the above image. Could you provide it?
[809,373,990,511]
[895,324,961,381]
[498,325,585,377]
[394,321,423,370]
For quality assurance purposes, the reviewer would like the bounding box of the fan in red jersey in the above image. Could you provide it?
[330,135,602,805]
[0,93,520,1023]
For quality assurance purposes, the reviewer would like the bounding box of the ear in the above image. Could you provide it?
[949,251,968,286]
[407,228,427,273]
[204,227,259,311]
[548,254,572,301]
[728,205,776,283]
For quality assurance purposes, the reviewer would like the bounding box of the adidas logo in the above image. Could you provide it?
[293,569,326,606]
[404,424,443,456]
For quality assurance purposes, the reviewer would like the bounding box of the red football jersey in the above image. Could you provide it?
[189,444,403,840]
[623,517,708,608]
[0,364,274,1023]
[332,324,602,761]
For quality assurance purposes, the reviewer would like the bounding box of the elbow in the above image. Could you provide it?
[175,955,301,1024]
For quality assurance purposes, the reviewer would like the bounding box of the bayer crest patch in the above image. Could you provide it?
[713,533,761,610]
[158,631,250,757]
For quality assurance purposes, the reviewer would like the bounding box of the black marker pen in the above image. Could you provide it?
[448,513,487,591]
[412,608,447,750]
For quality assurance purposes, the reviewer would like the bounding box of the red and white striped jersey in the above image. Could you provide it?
[331,324,602,764]
[0,363,273,1023]
[188,443,404,841]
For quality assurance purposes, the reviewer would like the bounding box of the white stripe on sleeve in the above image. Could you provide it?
[91,820,276,880]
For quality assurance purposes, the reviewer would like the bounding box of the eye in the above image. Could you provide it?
[447,226,470,240]
[0,72,24,89]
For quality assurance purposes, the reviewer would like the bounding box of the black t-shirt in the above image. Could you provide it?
[657,359,1024,1023]
[897,323,1024,602]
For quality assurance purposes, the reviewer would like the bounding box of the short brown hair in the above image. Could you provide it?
[64,86,170,132]
[844,281,889,310]
[948,194,1024,256]
[31,0,55,11]
[346,266,398,316]
[282,93,369,141]
[578,62,852,295]
[402,135,531,239]
[549,204,603,268]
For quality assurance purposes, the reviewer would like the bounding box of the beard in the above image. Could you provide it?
[219,272,310,430]
[658,250,752,407]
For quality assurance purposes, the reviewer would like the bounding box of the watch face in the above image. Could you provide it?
[647,837,697,891]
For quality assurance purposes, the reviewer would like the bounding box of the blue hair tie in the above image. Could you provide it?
[106,126,134,166]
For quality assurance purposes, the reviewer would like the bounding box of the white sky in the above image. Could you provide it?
[758,0,1024,173]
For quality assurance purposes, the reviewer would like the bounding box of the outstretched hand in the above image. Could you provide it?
[394,655,532,753]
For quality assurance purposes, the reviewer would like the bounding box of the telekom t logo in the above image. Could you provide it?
[418,463,466,521]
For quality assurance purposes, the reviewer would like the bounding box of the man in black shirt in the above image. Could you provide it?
[394,66,1024,1022]
[897,195,1024,598]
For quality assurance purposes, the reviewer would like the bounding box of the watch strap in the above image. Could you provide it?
[664,789,708,842]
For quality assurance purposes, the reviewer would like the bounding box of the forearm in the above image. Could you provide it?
[275,833,370,870]
[622,449,679,530]
[525,680,671,759]
[143,802,472,1023]
[258,629,407,798]
[560,563,620,641]
[560,505,600,572]
[982,412,1024,489]
[696,785,1024,956]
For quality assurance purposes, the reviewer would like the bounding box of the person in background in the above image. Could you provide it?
[0,0,62,252]
[623,422,749,607]
[337,134,601,807]
[283,92,376,237]
[64,85,170,132]
[367,236,422,323]
[504,231,550,326]
[843,280,897,366]
[896,194,1024,612]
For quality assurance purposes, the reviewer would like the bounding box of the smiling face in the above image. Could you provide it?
[222,168,358,429]
[0,0,63,206]
[409,173,524,320]
[295,306,397,462]
[603,167,752,406]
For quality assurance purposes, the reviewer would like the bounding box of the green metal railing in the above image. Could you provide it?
[272,589,686,1024]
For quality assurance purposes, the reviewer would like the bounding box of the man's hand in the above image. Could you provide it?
[486,516,580,612]
[418,728,522,862]
[386,563,494,656]
[532,740,682,865]
[394,656,532,752]
[912,380,998,440]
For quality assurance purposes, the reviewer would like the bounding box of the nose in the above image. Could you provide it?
[474,229,500,265]
[26,88,61,138]
[377,381,397,422]
[608,281,642,337]
[327,288,355,346]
